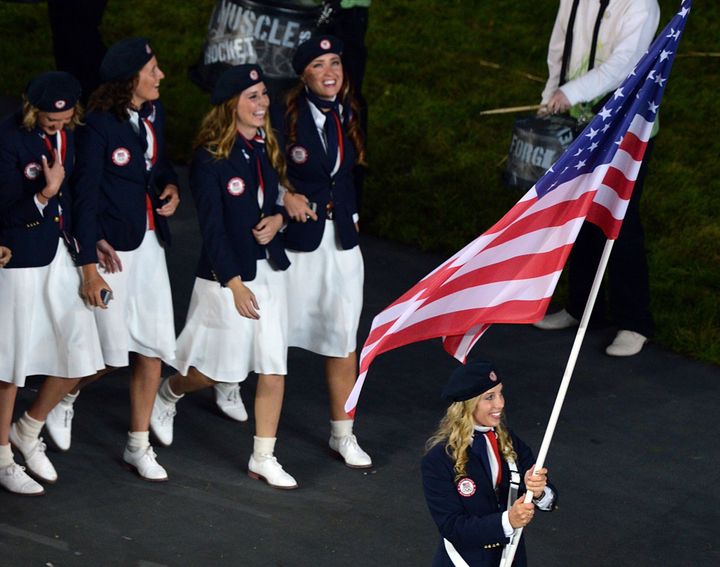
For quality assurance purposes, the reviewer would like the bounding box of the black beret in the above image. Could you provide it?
[211,64,265,105]
[100,37,154,82]
[25,71,81,112]
[441,361,502,402]
[292,34,344,75]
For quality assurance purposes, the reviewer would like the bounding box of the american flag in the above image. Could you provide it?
[345,0,692,415]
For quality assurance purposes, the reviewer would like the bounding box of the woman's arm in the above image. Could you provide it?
[0,136,44,227]
[72,115,108,266]
[421,450,508,550]
[252,213,284,245]
[513,433,558,511]
[189,151,243,285]
[0,246,11,267]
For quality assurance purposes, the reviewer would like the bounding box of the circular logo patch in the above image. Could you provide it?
[250,69,259,81]
[290,145,309,164]
[320,39,331,50]
[456,478,476,498]
[24,162,42,180]
[227,177,245,196]
[111,147,131,166]
[54,100,66,110]
[146,43,152,54]
[489,371,498,382]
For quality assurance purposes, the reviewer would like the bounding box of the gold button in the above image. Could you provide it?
[54,216,59,223]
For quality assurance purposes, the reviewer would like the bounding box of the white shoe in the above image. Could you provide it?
[0,463,45,496]
[150,394,177,447]
[248,454,298,490]
[45,398,75,451]
[606,330,647,357]
[9,424,58,483]
[533,309,579,330]
[123,445,168,482]
[214,383,248,422]
[329,434,373,469]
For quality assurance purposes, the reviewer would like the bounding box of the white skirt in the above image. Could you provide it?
[173,260,288,382]
[94,230,176,367]
[0,240,105,386]
[285,221,364,357]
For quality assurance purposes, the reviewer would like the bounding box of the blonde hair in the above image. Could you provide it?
[425,395,517,481]
[21,97,83,132]
[194,96,290,189]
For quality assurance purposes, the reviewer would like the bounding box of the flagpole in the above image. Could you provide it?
[500,238,615,567]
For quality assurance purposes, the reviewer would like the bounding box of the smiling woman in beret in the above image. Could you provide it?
[268,33,371,471]
[22,37,182,483]
[421,362,557,566]
[0,71,104,495]
[148,64,296,488]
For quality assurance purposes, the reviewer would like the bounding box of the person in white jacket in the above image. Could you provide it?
[535,0,660,357]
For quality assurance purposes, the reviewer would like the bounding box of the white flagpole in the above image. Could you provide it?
[499,238,615,567]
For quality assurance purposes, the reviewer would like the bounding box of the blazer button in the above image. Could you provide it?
[54,216,60,223]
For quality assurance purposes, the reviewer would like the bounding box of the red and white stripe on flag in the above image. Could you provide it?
[344,0,689,415]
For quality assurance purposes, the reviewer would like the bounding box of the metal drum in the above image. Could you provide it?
[189,0,321,98]
[503,114,579,190]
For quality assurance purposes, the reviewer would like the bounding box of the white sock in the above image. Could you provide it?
[330,419,354,439]
[253,436,276,460]
[15,412,44,443]
[215,382,239,395]
[127,431,150,452]
[159,378,183,404]
[0,444,14,468]
[61,391,79,406]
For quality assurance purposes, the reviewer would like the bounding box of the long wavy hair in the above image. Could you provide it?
[21,96,83,131]
[283,72,366,167]
[194,95,289,189]
[426,396,517,481]
[87,77,137,121]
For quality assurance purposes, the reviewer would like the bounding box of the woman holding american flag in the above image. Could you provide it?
[422,362,557,566]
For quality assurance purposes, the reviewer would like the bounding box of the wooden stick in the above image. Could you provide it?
[500,239,616,567]
[479,104,543,116]
[677,51,720,57]
[477,59,545,82]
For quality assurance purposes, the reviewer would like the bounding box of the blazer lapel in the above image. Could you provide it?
[22,129,50,163]
[299,98,332,176]
[470,435,495,491]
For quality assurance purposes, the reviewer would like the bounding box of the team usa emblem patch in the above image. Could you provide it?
[54,100,66,110]
[456,477,476,498]
[227,177,245,196]
[320,39,331,50]
[111,147,131,166]
[250,69,259,81]
[290,145,309,164]
[24,162,41,180]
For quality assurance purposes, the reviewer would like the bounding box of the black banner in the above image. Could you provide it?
[190,0,320,95]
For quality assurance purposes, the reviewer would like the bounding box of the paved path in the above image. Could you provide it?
[2,166,719,566]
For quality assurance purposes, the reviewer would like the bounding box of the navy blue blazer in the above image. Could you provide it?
[72,101,178,265]
[190,138,289,284]
[272,97,359,252]
[0,111,76,268]
[421,431,557,567]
